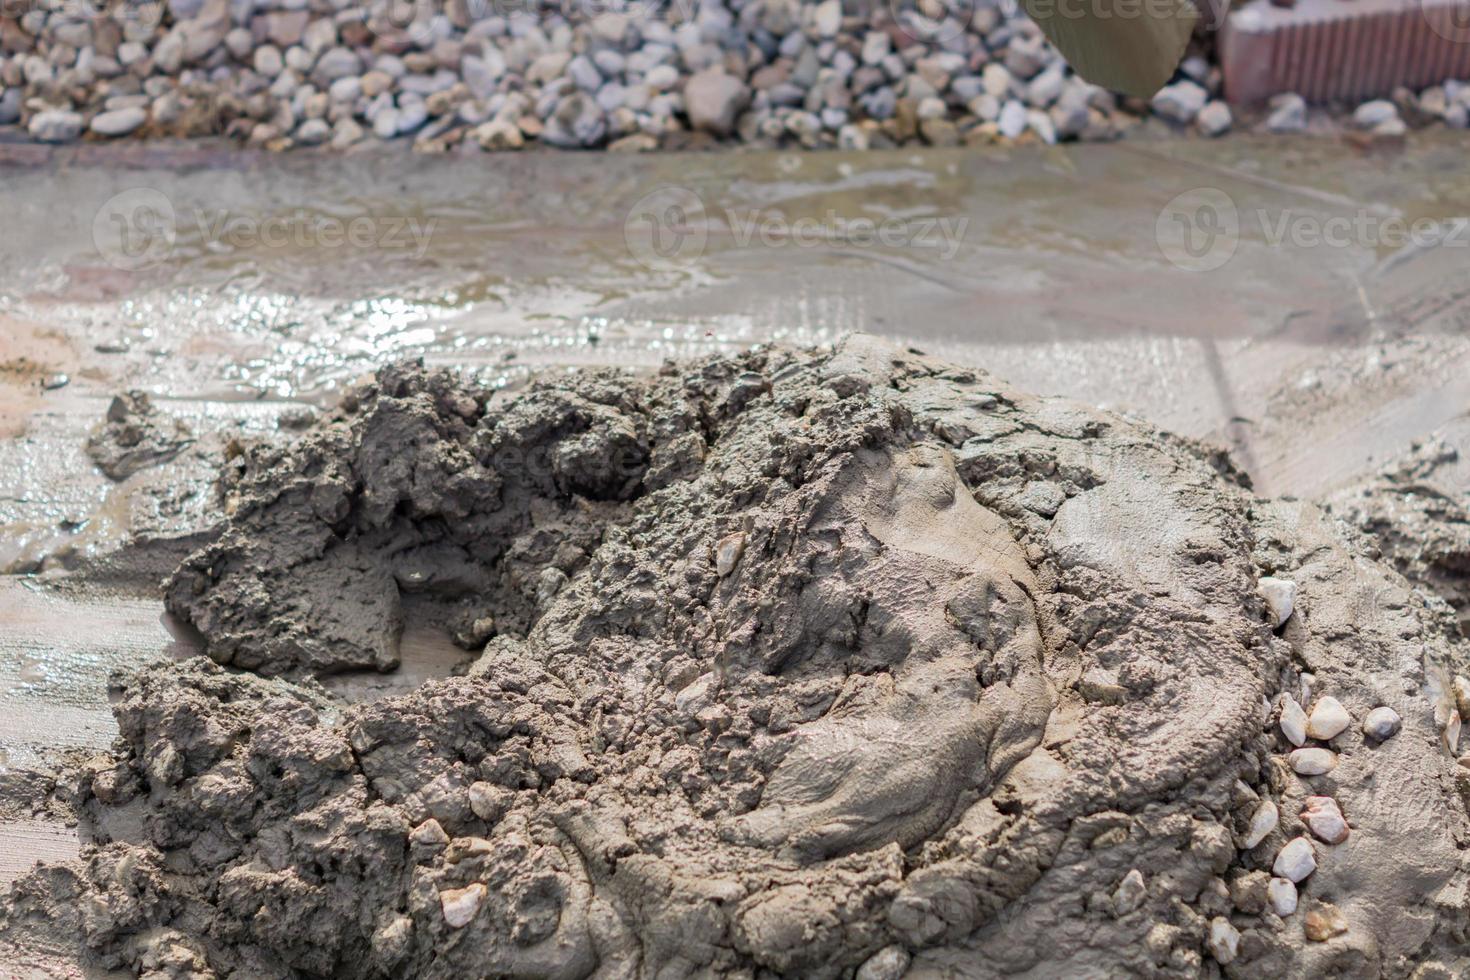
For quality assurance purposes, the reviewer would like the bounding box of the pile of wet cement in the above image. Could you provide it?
[3,336,1469,978]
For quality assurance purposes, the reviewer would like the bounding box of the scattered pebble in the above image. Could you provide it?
[855,945,911,980]
[409,818,449,846]
[1362,706,1401,741]
[1305,696,1351,741]
[1352,99,1399,129]
[1272,837,1317,883]
[1207,916,1240,965]
[684,69,750,136]
[1242,800,1278,849]
[41,373,69,391]
[90,107,148,137]
[1267,877,1298,917]
[1303,903,1348,942]
[1300,796,1349,844]
[1151,80,1208,124]
[0,0,1462,154]
[1197,100,1233,136]
[439,883,486,928]
[1112,869,1146,915]
[1289,747,1338,776]
[444,836,493,863]
[1280,696,1308,747]
[715,532,746,577]
[1266,93,1308,133]
[1259,577,1297,628]
[467,781,511,823]
[27,109,83,143]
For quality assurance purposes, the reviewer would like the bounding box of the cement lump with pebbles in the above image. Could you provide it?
[4,336,1469,978]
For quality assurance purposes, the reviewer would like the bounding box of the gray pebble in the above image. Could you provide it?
[90,106,148,136]
[28,109,84,142]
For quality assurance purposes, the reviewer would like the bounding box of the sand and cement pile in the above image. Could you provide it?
[3,336,1468,978]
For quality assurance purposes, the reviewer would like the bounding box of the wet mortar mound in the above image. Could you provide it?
[3,336,1469,978]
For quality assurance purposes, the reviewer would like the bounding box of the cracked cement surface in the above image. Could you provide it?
[2,336,1468,978]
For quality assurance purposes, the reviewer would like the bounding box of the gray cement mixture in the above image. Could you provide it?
[2,336,1468,978]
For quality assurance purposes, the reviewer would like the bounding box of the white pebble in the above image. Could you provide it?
[855,945,910,980]
[1280,696,1308,747]
[1362,706,1401,741]
[1259,576,1297,628]
[1306,696,1351,741]
[1272,837,1317,883]
[1267,876,1298,916]
[715,532,745,577]
[1446,710,1462,754]
[439,883,486,928]
[410,818,449,846]
[1242,800,1278,848]
[1289,747,1338,776]
[1300,796,1349,844]
[1112,868,1146,915]
[1207,916,1240,965]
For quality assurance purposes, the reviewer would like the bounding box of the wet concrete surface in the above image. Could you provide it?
[2,136,1469,916]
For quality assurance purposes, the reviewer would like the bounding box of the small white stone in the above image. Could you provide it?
[854,945,910,980]
[1112,868,1146,915]
[1446,710,1462,754]
[1362,706,1401,741]
[812,0,842,38]
[1259,577,1297,628]
[410,818,449,846]
[1353,99,1398,129]
[1151,79,1208,124]
[674,672,716,712]
[715,532,745,577]
[1242,800,1278,848]
[90,107,148,137]
[467,781,510,822]
[1196,100,1232,136]
[445,836,494,863]
[1267,876,1298,916]
[440,883,486,928]
[1300,796,1349,844]
[1272,837,1317,883]
[1280,696,1308,747]
[1289,747,1338,776]
[1306,696,1351,741]
[1304,903,1349,941]
[1207,916,1240,965]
